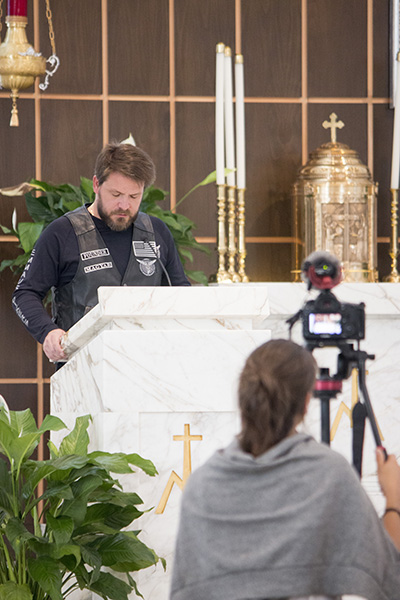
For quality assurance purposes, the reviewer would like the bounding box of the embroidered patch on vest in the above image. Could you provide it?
[137,258,157,277]
[132,240,160,258]
[81,248,110,261]
[84,261,113,273]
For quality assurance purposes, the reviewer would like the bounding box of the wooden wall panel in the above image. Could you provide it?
[175,0,235,96]
[308,104,368,164]
[308,0,367,97]
[0,260,37,378]
[40,100,103,183]
[39,0,102,95]
[108,0,169,96]
[246,243,292,282]
[175,102,215,235]
[373,103,393,237]
[242,0,302,97]
[245,103,302,236]
[0,384,38,415]
[108,101,171,193]
[373,0,390,98]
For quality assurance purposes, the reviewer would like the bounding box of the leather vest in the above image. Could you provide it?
[53,206,162,331]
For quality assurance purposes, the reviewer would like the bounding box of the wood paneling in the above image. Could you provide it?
[0,259,37,378]
[245,103,302,236]
[373,103,393,236]
[40,100,103,183]
[242,0,302,97]
[0,384,39,415]
[175,102,215,235]
[308,0,367,97]
[108,0,169,96]
[108,101,171,193]
[39,0,102,95]
[373,0,390,98]
[175,0,235,96]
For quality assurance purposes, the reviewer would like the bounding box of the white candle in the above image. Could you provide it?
[391,53,400,189]
[235,54,245,189]
[215,43,225,186]
[224,47,235,187]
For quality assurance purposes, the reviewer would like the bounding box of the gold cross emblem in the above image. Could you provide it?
[155,423,203,514]
[322,112,344,143]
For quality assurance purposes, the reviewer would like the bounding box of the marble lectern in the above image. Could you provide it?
[51,285,271,600]
[51,283,400,600]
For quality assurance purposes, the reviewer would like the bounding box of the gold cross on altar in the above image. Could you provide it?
[155,423,203,514]
[322,112,344,143]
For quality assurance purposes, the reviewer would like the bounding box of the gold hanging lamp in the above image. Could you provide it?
[0,0,59,126]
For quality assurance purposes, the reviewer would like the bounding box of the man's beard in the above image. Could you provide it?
[97,190,138,231]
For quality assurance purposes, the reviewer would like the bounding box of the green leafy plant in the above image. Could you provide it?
[0,173,216,285]
[0,405,164,600]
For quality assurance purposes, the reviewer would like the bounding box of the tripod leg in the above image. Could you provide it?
[357,357,384,449]
[320,396,331,445]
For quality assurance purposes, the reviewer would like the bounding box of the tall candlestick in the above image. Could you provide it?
[391,53,400,189]
[215,43,225,186]
[235,54,246,190]
[224,47,235,187]
[7,0,27,16]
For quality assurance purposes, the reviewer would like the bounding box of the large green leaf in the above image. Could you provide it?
[17,222,45,253]
[58,415,91,456]
[38,414,66,434]
[83,503,144,530]
[8,409,37,435]
[124,453,158,476]
[0,582,32,600]
[5,517,35,548]
[28,556,63,600]
[46,514,74,545]
[95,533,158,572]
[87,571,133,600]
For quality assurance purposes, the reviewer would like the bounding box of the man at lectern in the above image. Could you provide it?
[12,142,189,364]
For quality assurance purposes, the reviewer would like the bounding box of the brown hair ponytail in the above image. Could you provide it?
[238,339,317,456]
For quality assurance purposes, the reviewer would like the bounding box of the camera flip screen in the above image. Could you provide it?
[308,312,342,335]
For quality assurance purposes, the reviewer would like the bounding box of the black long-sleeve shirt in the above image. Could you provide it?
[12,212,190,344]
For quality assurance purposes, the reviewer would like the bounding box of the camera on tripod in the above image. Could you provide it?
[287,250,385,475]
[300,252,365,344]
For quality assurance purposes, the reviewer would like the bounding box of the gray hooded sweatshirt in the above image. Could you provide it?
[170,433,400,600]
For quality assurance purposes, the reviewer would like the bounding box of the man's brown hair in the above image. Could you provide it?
[94,142,156,187]
[238,339,317,456]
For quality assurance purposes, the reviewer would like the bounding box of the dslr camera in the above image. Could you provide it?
[300,251,365,345]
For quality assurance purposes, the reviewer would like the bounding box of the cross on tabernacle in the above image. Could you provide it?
[322,112,344,143]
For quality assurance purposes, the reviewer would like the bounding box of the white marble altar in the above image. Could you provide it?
[51,283,400,600]
[51,285,271,600]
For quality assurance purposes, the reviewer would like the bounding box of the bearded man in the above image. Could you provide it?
[12,142,189,364]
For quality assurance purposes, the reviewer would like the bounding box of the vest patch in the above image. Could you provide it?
[80,248,110,261]
[84,261,113,273]
[132,240,160,259]
[137,258,157,277]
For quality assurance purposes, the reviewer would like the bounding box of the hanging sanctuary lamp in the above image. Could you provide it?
[0,0,59,126]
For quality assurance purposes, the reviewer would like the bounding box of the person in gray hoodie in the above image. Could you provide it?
[170,339,400,600]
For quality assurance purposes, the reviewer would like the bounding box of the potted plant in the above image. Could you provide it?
[0,402,164,600]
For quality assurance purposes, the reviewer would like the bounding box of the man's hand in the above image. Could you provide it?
[43,328,67,363]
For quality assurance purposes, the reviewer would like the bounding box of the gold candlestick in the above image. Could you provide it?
[237,188,249,282]
[209,184,232,283]
[384,189,400,282]
[227,185,241,282]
